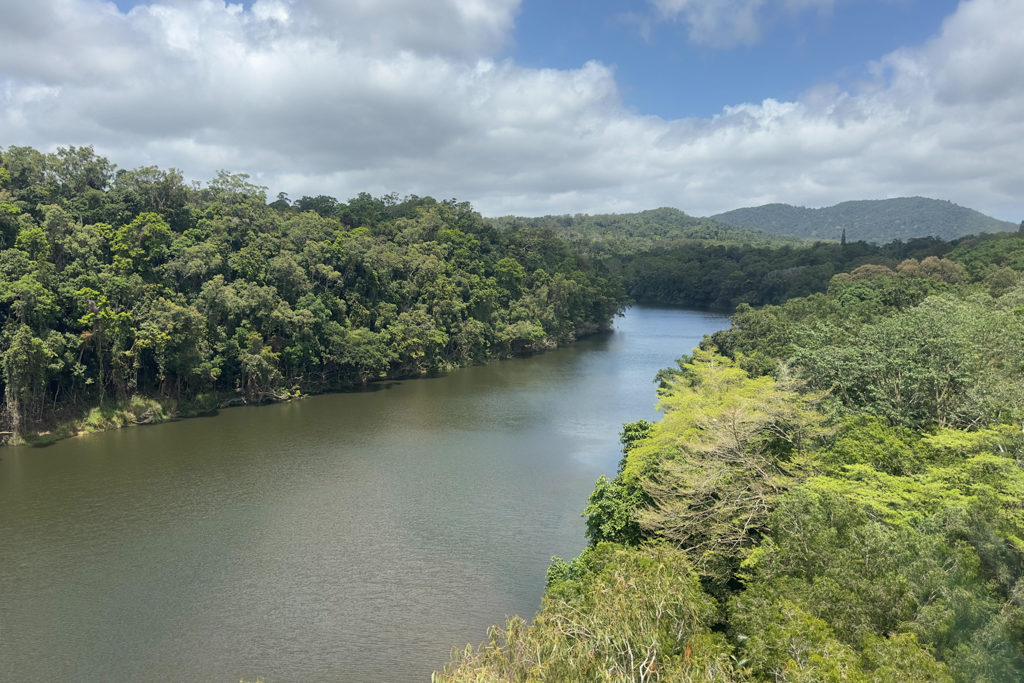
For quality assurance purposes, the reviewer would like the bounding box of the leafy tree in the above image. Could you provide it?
[796,294,1024,429]
[439,544,734,682]
[633,352,826,582]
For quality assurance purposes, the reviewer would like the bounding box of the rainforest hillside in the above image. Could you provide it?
[489,207,800,255]
[0,145,625,444]
[494,203,1015,310]
[439,234,1024,681]
[713,197,1016,243]
[620,236,965,310]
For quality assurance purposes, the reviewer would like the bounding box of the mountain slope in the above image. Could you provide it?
[712,197,1016,243]
[490,207,803,255]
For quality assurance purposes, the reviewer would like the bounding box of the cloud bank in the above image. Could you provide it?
[1,0,1021,220]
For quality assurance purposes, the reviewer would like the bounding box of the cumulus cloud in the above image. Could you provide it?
[287,0,520,58]
[650,0,833,48]
[0,0,1022,221]
[652,0,765,47]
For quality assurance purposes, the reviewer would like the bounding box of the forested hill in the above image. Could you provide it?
[489,203,1019,312]
[0,145,625,445]
[489,207,801,254]
[712,197,1016,243]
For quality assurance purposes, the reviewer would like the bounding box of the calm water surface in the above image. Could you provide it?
[0,307,727,682]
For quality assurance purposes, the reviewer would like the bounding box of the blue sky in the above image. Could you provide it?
[3,0,1023,220]
[510,0,960,118]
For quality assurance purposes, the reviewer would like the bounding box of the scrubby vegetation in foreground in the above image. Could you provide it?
[438,240,1024,681]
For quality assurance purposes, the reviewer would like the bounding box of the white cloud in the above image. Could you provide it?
[270,0,519,58]
[650,0,833,48]
[1,0,1022,221]
[652,0,764,47]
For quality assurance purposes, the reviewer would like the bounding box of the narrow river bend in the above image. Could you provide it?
[0,307,728,682]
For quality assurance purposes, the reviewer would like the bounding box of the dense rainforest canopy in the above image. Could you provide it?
[493,207,995,310]
[439,233,1024,680]
[0,145,624,444]
[489,208,799,254]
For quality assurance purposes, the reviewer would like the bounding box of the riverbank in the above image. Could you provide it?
[4,320,620,448]
[9,395,209,447]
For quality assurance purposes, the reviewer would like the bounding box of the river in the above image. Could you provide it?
[0,306,728,682]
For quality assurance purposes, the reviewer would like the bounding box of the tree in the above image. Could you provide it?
[796,294,1024,429]
[439,544,734,681]
[108,211,172,277]
[1,323,53,442]
[583,420,654,547]
[635,351,827,582]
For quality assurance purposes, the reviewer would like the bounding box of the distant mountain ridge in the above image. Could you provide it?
[711,197,1016,244]
[489,207,803,254]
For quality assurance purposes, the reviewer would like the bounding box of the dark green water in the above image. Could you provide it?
[0,307,727,682]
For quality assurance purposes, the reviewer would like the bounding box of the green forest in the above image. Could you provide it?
[712,198,1016,243]
[5,144,1024,682]
[0,145,624,444]
[492,208,996,310]
[438,234,1024,680]
[8,145,997,445]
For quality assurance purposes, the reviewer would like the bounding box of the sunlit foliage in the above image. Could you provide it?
[442,236,1024,681]
[0,145,625,443]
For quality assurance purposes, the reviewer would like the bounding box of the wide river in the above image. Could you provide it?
[0,307,728,682]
